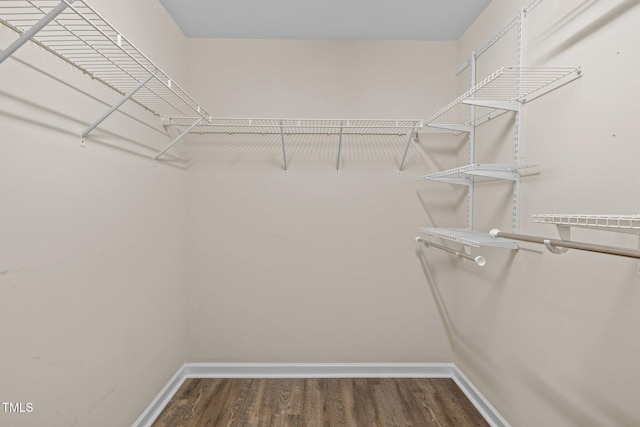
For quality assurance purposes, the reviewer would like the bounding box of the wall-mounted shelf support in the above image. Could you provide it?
[155,116,207,161]
[336,121,344,174]
[280,120,288,174]
[0,0,73,65]
[398,121,420,173]
[427,123,472,133]
[82,69,158,140]
[415,237,486,267]
[462,99,520,111]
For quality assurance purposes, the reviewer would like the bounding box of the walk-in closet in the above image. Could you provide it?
[1,0,639,426]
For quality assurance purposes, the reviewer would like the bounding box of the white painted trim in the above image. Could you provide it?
[131,365,187,427]
[133,363,509,427]
[182,362,454,378]
[452,366,511,427]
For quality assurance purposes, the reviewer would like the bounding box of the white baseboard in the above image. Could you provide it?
[182,362,455,378]
[131,366,187,427]
[133,363,509,427]
[452,366,510,427]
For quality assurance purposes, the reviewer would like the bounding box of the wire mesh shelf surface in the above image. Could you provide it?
[164,117,423,136]
[416,163,535,182]
[533,214,640,234]
[425,66,581,124]
[420,228,519,249]
[0,0,208,119]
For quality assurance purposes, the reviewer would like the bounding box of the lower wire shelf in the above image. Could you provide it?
[420,228,519,249]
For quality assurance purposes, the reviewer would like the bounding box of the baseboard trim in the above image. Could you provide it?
[131,366,187,427]
[133,363,509,427]
[182,362,455,378]
[452,366,510,427]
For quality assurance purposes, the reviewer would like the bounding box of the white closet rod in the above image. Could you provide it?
[490,229,640,260]
[415,237,487,267]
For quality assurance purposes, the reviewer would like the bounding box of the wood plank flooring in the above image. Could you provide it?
[152,378,489,426]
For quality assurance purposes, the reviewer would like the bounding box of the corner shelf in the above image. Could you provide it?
[533,214,640,235]
[420,228,519,249]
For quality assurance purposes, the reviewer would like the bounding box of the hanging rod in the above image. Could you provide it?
[415,237,487,267]
[489,229,640,260]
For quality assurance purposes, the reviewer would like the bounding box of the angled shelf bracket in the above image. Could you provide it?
[82,70,159,141]
[398,121,420,173]
[155,116,208,161]
[336,121,344,174]
[462,99,520,111]
[280,120,289,174]
[427,123,473,133]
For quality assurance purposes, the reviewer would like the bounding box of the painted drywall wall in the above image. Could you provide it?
[417,0,640,426]
[0,1,189,426]
[184,40,460,363]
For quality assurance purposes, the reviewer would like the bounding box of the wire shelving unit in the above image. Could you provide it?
[0,0,208,120]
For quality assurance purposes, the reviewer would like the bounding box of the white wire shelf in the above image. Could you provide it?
[416,163,536,185]
[0,0,208,119]
[420,228,519,249]
[533,214,640,235]
[163,117,423,136]
[161,117,424,170]
[425,66,581,124]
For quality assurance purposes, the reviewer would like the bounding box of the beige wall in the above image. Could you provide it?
[425,0,640,426]
[0,1,188,426]
[4,0,639,425]
[184,39,458,363]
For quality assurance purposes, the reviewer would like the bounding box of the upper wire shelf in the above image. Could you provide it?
[533,214,640,235]
[425,66,581,124]
[0,0,208,119]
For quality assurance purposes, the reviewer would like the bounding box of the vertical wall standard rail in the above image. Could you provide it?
[489,229,640,259]
[0,0,74,65]
[467,53,477,230]
[82,70,158,141]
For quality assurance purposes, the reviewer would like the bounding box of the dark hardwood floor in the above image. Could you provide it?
[152,378,489,426]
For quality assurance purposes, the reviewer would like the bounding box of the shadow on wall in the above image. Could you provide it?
[514,360,640,426]
[168,129,428,172]
[415,247,517,395]
[1,56,186,168]
[533,0,640,63]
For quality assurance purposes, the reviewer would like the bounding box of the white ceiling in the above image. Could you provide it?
[159,0,493,41]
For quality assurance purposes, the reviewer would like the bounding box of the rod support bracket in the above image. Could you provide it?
[544,239,568,255]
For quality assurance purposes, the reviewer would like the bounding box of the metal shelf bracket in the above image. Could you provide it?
[82,70,158,139]
[0,0,74,65]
